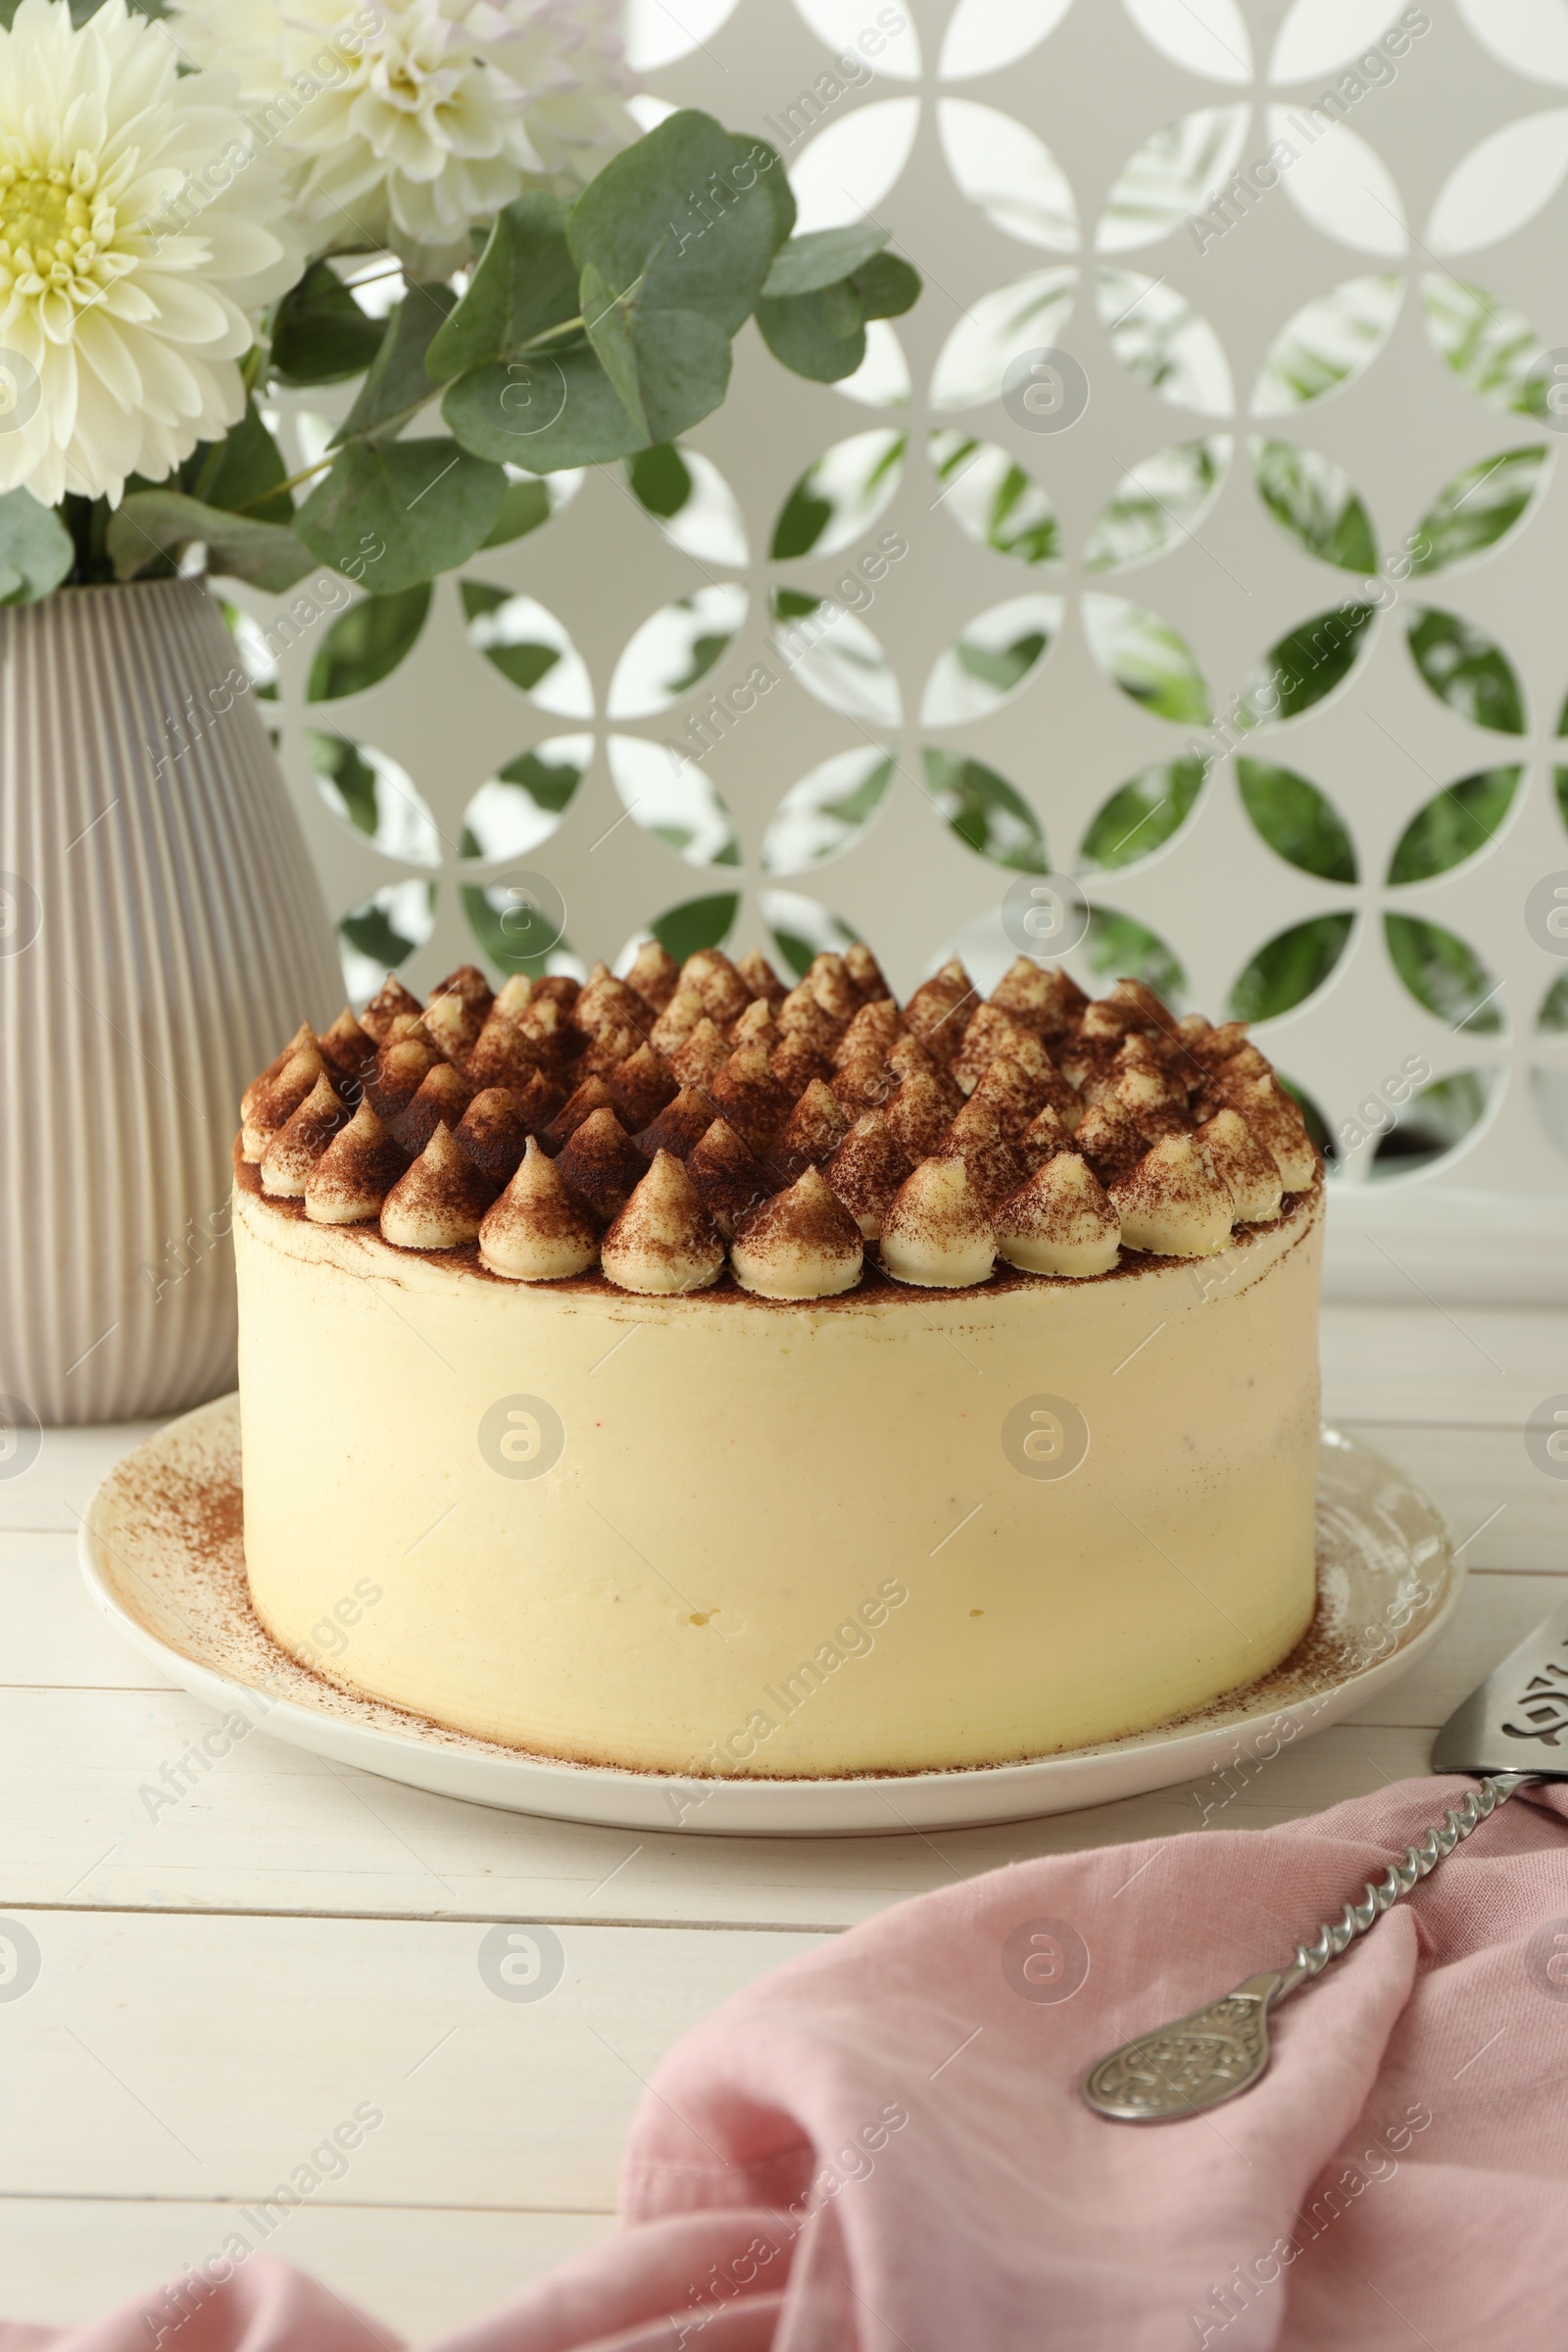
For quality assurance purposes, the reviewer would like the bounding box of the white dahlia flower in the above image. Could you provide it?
[172,0,638,273]
[0,0,304,507]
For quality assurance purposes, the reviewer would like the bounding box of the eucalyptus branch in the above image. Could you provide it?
[233,457,332,514]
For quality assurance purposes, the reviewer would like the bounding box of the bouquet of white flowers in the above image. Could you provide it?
[0,0,917,601]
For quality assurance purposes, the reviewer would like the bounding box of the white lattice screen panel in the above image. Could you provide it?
[234,0,1568,1299]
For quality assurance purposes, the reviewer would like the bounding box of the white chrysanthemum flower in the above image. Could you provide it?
[172,0,637,273]
[0,0,304,507]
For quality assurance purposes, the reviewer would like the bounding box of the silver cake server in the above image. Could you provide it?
[1083,1598,1568,2122]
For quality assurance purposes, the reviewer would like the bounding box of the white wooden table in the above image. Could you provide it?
[3,1302,1564,2341]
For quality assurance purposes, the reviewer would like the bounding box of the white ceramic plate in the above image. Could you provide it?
[79,1396,1460,1837]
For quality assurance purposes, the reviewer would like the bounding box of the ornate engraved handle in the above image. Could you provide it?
[1083,1773,1534,2122]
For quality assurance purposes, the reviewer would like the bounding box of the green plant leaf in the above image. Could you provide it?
[1537,974,1568,1034]
[295,439,503,593]
[763,890,860,978]
[1238,603,1377,725]
[756,284,866,382]
[1387,767,1520,883]
[460,579,564,694]
[1408,446,1547,574]
[1236,759,1357,881]
[761,225,887,298]
[107,492,315,591]
[750,135,795,247]
[850,252,920,318]
[1078,757,1206,871]
[444,341,644,469]
[760,749,895,873]
[922,750,1046,872]
[1228,914,1353,1021]
[183,399,292,522]
[425,193,578,377]
[769,429,905,560]
[627,443,693,517]
[341,884,433,972]
[1406,608,1524,733]
[270,261,384,386]
[335,288,459,445]
[578,257,738,443]
[1,0,166,18]
[956,628,1047,695]
[480,476,553,547]
[1251,275,1403,414]
[929,433,1059,564]
[308,729,380,837]
[1251,438,1377,572]
[1085,438,1227,572]
[649,892,740,963]
[567,112,780,338]
[1372,1071,1493,1176]
[1421,274,1548,417]
[307,586,431,703]
[308,731,440,862]
[484,745,584,826]
[580,258,650,438]
[0,488,74,604]
[460,881,573,977]
[1080,594,1211,724]
[1083,909,1187,1008]
[1386,913,1503,1031]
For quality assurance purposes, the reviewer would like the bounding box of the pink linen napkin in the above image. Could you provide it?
[11,1776,1568,2352]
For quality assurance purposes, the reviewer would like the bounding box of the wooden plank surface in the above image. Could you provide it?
[1,1577,1559,1928]
[2,1303,1564,2331]
[0,1912,813,2211]
[0,2203,613,2343]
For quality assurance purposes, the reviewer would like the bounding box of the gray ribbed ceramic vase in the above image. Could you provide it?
[0,578,342,1426]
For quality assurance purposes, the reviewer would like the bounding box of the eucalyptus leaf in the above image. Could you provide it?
[335,287,458,445]
[626,443,692,517]
[850,252,920,319]
[757,286,866,382]
[0,488,74,604]
[425,193,578,377]
[567,110,780,336]
[481,477,552,547]
[444,341,643,469]
[270,261,384,386]
[184,400,291,521]
[584,291,733,446]
[295,439,504,592]
[761,224,887,298]
[307,585,431,703]
[750,135,795,248]
[107,492,315,591]
[581,258,649,438]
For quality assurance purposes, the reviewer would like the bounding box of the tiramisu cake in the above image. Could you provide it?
[232,944,1324,1776]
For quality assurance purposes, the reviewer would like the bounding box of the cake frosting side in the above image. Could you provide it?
[232,945,1326,1775]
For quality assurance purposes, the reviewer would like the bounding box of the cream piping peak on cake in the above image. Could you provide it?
[236,946,1323,1299]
